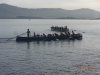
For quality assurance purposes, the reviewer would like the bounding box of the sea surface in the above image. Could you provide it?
[0,19,100,75]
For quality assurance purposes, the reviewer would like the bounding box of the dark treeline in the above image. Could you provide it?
[15,16,43,19]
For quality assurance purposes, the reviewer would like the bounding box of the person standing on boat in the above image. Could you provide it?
[68,31,70,38]
[27,29,30,37]
[65,26,67,29]
[72,30,75,36]
[33,32,36,37]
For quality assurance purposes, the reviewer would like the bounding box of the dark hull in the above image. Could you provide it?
[70,34,82,40]
[16,36,68,42]
[16,34,82,42]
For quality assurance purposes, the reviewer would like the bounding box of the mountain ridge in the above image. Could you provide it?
[0,3,100,19]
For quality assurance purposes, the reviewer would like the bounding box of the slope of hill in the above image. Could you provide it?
[0,3,100,19]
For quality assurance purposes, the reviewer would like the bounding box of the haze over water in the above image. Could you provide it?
[0,19,100,75]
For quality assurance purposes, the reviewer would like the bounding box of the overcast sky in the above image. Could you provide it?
[0,0,100,11]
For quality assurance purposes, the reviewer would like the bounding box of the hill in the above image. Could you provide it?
[0,3,100,19]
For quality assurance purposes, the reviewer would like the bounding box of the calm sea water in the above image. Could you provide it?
[0,19,100,75]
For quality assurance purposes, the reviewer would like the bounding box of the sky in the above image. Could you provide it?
[0,0,100,11]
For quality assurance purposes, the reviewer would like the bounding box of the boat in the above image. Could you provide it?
[69,33,82,40]
[51,26,69,32]
[16,33,82,42]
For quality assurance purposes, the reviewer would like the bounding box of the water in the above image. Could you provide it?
[0,19,100,75]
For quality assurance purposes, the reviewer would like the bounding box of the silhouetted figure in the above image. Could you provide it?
[37,34,40,37]
[65,26,67,29]
[68,31,70,37]
[43,33,46,37]
[72,30,75,35]
[27,29,30,37]
[33,32,36,37]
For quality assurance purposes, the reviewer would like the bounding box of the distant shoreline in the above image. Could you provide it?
[0,16,100,20]
[0,18,100,20]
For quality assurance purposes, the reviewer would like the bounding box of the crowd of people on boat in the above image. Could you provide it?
[27,29,75,38]
[51,26,69,31]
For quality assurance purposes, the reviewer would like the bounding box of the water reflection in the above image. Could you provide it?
[27,42,30,49]
[30,40,81,49]
[16,39,82,53]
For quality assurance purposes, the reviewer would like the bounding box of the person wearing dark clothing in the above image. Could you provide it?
[43,33,46,37]
[27,29,30,37]
[33,32,36,37]
[72,30,75,35]
[68,31,70,37]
